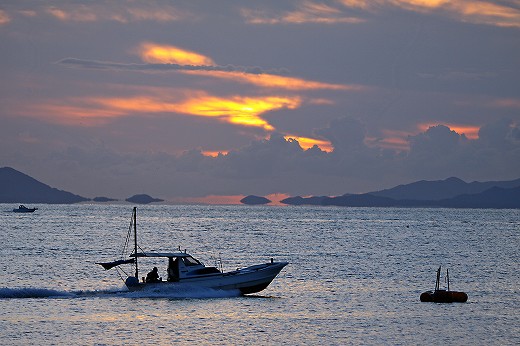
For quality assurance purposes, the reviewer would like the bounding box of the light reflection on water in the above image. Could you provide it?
[0,204,518,345]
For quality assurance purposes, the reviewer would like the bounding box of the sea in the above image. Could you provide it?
[0,204,518,345]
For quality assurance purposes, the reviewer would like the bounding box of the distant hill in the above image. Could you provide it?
[240,195,271,205]
[125,194,163,204]
[437,186,520,209]
[370,176,520,201]
[281,177,520,209]
[0,167,89,204]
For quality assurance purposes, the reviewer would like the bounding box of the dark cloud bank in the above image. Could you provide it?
[10,117,518,200]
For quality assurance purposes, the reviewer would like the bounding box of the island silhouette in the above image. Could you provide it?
[2,166,519,208]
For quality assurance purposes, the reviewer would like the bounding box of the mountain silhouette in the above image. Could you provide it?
[370,176,520,201]
[0,167,88,204]
[281,177,520,209]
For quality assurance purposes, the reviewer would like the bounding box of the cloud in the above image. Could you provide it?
[57,41,362,92]
[417,122,480,139]
[0,9,10,25]
[42,3,186,23]
[242,0,520,28]
[3,114,519,199]
[314,117,368,153]
[56,57,269,75]
[46,6,97,22]
[136,42,216,65]
[241,1,365,24]
[478,118,520,149]
[23,92,301,131]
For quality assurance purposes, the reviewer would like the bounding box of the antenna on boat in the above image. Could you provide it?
[133,207,139,279]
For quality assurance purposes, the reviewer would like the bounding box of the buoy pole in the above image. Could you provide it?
[447,268,450,291]
[436,266,441,291]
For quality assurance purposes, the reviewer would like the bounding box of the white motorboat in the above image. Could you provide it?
[97,207,288,294]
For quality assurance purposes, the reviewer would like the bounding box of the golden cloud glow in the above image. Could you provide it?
[184,70,359,91]
[138,42,215,65]
[418,123,480,139]
[174,95,300,130]
[33,93,300,130]
[392,0,520,27]
[284,135,334,152]
[308,0,520,28]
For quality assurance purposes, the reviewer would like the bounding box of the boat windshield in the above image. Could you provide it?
[182,256,202,266]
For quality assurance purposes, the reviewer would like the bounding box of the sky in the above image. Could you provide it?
[1,0,519,203]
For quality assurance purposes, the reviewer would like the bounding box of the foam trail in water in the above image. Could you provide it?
[0,287,75,299]
[0,284,241,299]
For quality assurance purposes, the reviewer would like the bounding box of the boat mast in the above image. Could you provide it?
[133,207,139,279]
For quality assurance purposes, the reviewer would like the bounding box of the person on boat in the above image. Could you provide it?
[167,257,179,282]
[146,267,160,283]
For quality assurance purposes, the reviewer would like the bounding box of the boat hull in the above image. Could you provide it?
[126,261,288,294]
[420,290,468,303]
[13,208,37,213]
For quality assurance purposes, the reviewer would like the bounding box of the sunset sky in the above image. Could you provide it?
[1,1,519,202]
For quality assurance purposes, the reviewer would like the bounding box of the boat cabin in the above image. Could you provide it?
[131,251,221,282]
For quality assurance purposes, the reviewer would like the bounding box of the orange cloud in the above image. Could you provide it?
[391,0,520,27]
[184,70,358,91]
[242,2,364,24]
[0,9,10,25]
[202,150,228,157]
[23,102,127,126]
[284,135,334,152]
[491,98,520,109]
[418,123,480,139]
[173,95,300,130]
[134,42,357,91]
[30,93,300,130]
[366,136,411,151]
[46,6,97,22]
[137,42,215,65]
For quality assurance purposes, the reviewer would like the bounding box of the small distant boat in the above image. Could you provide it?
[13,205,38,213]
[420,266,468,303]
[97,207,288,294]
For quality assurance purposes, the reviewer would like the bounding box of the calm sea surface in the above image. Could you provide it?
[0,204,518,345]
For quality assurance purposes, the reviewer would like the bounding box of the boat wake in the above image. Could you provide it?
[0,285,241,300]
[0,287,76,299]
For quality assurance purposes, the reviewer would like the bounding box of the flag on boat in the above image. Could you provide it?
[96,259,135,270]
